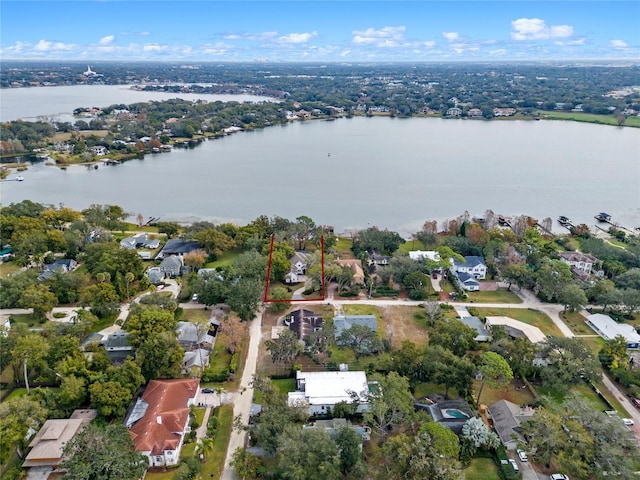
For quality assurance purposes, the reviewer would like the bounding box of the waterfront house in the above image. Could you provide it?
[335,258,365,285]
[558,251,600,277]
[156,239,201,259]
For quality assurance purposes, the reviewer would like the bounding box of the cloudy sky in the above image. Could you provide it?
[1,1,638,62]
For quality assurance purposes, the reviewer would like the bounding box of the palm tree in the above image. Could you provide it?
[194,437,214,462]
[125,272,135,300]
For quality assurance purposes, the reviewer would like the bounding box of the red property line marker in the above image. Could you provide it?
[263,234,326,303]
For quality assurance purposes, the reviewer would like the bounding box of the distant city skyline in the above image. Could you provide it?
[1,1,638,62]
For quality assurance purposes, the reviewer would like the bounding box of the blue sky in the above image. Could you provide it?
[1,1,638,61]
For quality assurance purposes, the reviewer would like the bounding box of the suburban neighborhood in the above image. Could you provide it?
[1,204,640,480]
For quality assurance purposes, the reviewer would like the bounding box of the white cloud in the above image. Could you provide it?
[489,49,507,56]
[340,49,351,57]
[34,39,76,52]
[422,41,436,48]
[611,39,628,48]
[555,38,585,46]
[511,18,573,40]
[277,31,317,44]
[143,43,167,53]
[352,26,406,46]
[442,32,459,42]
[99,35,114,46]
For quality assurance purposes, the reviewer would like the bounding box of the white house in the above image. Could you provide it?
[451,256,487,280]
[288,371,371,416]
[586,313,640,349]
[558,251,600,276]
[452,271,480,291]
[409,250,441,262]
[128,379,199,468]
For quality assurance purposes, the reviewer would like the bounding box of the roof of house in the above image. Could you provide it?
[176,321,214,346]
[102,331,132,349]
[160,255,183,269]
[485,316,547,344]
[460,316,491,340]
[289,371,369,406]
[334,315,378,341]
[129,379,199,456]
[183,349,210,369]
[586,313,640,343]
[409,250,440,261]
[23,418,87,467]
[286,309,324,340]
[455,271,480,285]
[147,267,164,284]
[159,239,201,257]
[487,400,535,445]
[558,251,598,263]
[335,258,365,281]
[415,399,474,434]
[453,256,486,269]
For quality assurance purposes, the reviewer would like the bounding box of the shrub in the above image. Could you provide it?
[229,353,238,373]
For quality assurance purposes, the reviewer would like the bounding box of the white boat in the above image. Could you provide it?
[15,176,24,181]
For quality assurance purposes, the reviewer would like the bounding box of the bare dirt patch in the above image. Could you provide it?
[381,305,429,349]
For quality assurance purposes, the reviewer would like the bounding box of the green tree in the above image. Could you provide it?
[89,380,134,419]
[19,284,57,320]
[56,375,87,415]
[337,323,383,359]
[476,351,513,408]
[540,337,600,392]
[11,333,51,390]
[193,228,236,257]
[364,371,414,435]
[79,282,120,318]
[269,286,291,313]
[534,258,573,301]
[226,277,263,321]
[156,221,180,237]
[265,330,302,373]
[194,437,215,461]
[428,319,477,357]
[124,305,177,347]
[0,396,48,459]
[558,283,588,312]
[136,331,184,381]
[61,423,148,480]
[598,336,629,370]
[230,447,262,479]
[275,426,341,480]
[336,426,367,478]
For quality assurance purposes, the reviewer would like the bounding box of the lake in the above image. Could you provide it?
[0,85,276,123]
[2,110,638,235]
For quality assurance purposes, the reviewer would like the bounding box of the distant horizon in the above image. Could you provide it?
[1,1,638,62]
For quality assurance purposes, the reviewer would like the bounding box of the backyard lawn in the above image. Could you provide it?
[463,457,500,480]
[0,261,21,278]
[472,307,563,337]
[466,290,522,304]
[473,380,536,407]
[560,311,594,335]
[414,382,460,400]
[272,378,296,394]
[204,249,241,269]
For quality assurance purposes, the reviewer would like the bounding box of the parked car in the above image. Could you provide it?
[517,449,528,462]
[622,418,634,426]
[509,459,519,473]
[632,398,640,409]
[201,388,215,394]
[192,293,199,302]
[550,474,569,480]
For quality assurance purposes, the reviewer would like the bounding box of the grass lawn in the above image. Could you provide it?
[5,388,27,400]
[472,307,563,337]
[536,110,640,127]
[0,261,21,278]
[333,237,353,257]
[272,378,296,394]
[466,290,522,304]
[561,311,593,335]
[200,404,234,479]
[342,304,381,317]
[205,250,241,269]
[89,312,119,334]
[8,313,47,328]
[592,379,631,417]
[580,335,606,355]
[177,308,211,323]
[463,457,500,480]
[414,382,460,400]
[193,407,206,428]
[473,380,536,407]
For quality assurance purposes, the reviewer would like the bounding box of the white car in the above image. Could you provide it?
[517,449,528,462]
[509,459,519,473]
[192,293,199,302]
[622,418,634,426]
[550,475,569,480]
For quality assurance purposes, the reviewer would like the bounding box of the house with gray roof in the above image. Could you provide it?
[460,316,491,342]
[487,400,535,450]
[452,271,480,291]
[334,315,378,344]
[101,331,133,363]
[157,239,201,259]
[451,256,487,280]
[38,258,77,282]
[182,349,210,374]
[159,255,184,277]
[147,267,164,285]
[415,398,474,434]
[175,321,215,351]
[285,309,324,342]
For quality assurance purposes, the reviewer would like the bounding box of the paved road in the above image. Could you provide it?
[220,308,264,480]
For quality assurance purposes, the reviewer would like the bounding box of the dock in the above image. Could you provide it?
[594,212,636,235]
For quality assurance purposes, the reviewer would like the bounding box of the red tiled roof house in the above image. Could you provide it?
[127,379,199,468]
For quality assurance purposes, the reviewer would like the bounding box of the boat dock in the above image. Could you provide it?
[594,212,636,235]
